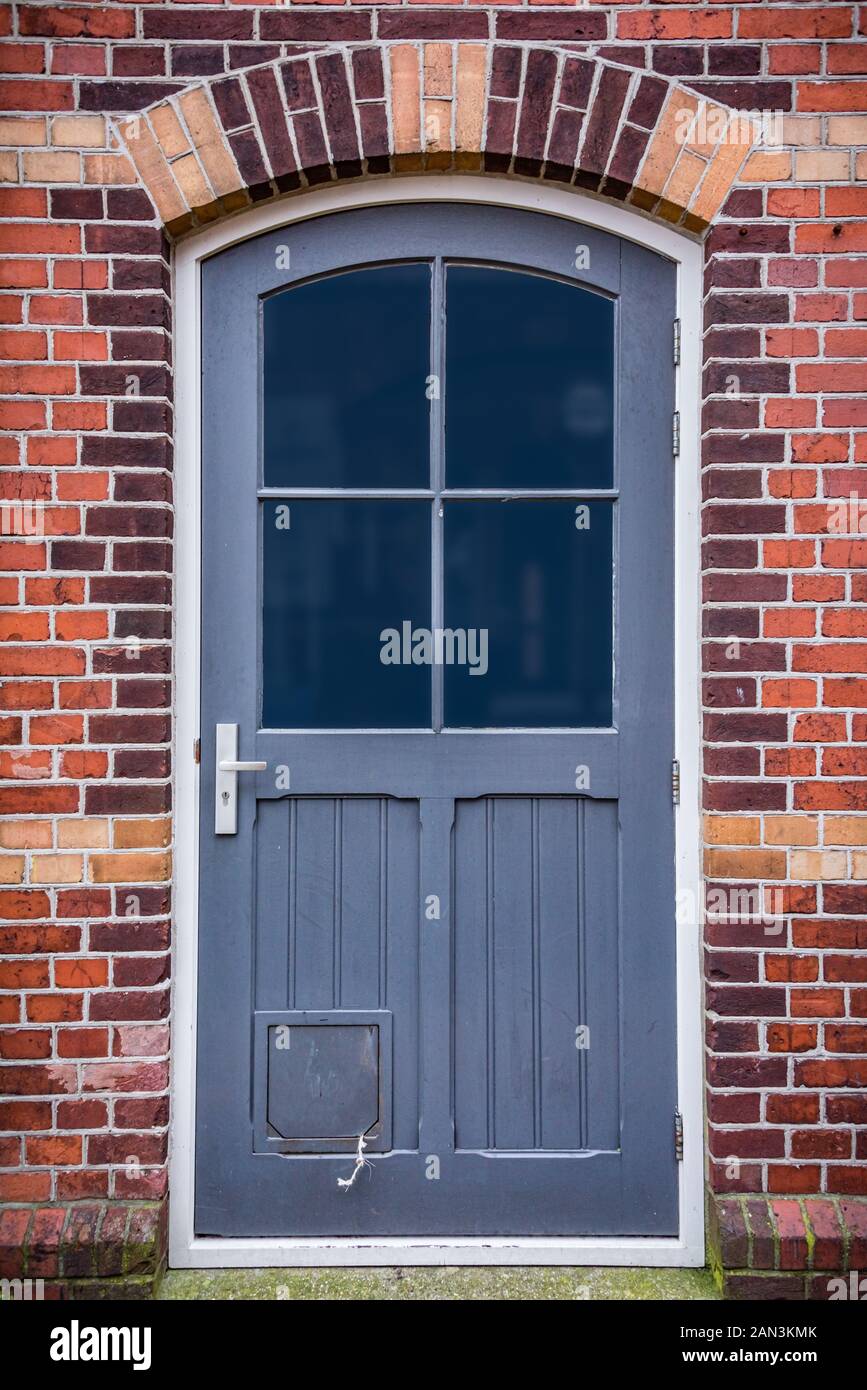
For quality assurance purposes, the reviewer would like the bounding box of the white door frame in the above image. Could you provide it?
[171,175,705,1269]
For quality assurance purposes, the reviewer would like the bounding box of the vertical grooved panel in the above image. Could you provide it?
[292,799,337,1009]
[485,799,495,1150]
[455,796,620,1152]
[453,797,488,1150]
[339,799,381,1010]
[531,797,541,1147]
[333,799,342,1006]
[385,798,421,1150]
[539,797,582,1151]
[254,799,289,1012]
[269,797,420,1148]
[492,798,535,1149]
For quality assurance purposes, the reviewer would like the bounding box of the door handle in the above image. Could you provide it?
[215,723,267,835]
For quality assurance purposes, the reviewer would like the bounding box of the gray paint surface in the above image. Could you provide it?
[196,204,678,1237]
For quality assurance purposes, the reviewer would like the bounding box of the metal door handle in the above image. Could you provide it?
[215,723,266,835]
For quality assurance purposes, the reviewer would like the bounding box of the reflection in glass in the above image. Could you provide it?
[264,264,431,488]
[444,501,613,727]
[445,266,614,489]
[262,500,431,728]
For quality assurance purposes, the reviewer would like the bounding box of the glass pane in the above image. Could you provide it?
[445,267,614,489]
[443,501,613,727]
[262,500,431,728]
[263,265,431,488]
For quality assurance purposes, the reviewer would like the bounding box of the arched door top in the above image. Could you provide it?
[116,43,760,241]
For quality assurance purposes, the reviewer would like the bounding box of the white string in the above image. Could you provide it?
[336,1130,373,1191]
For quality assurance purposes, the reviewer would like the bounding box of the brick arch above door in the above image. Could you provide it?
[116,43,760,240]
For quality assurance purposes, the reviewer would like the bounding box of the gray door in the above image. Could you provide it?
[196,203,678,1237]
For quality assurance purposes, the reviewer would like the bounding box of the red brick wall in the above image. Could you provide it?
[0,0,866,1275]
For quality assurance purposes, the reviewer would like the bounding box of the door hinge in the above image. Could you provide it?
[193,737,200,765]
[671,758,680,805]
[672,410,680,457]
[674,1110,684,1162]
[673,318,681,366]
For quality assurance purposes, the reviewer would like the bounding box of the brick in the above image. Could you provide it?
[515,47,558,173]
[455,44,484,160]
[0,18,865,1262]
[799,81,867,113]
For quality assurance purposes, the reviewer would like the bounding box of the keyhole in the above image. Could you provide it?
[222,791,229,803]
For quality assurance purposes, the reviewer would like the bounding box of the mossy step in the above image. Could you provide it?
[160,1265,720,1302]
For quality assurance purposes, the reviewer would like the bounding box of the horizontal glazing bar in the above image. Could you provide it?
[257,489,619,500]
[258,488,435,499]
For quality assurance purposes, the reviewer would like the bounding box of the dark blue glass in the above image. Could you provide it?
[445,267,614,489]
[263,265,431,488]
[262,501,431,728]
[443,501,613,727]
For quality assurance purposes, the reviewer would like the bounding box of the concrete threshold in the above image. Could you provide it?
[159,1265,720,1301]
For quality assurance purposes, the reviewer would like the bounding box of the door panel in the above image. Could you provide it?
[196,203,678,1238]
[453,796,619,1154]
[254,796,421,1155]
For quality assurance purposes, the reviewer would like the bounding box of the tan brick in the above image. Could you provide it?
[456,44,485,162]
[0,117,47,147]
[149,103,189,161]
[0,855,24,885]
[22,151,80,184]
[177,88,240,201]
[781,116,822,147]
[853,852,867,879]
[51,115,106,149]
[390,45,421,158]
[663,149,706,209]
[84,153,136,186]
[119,115,188,227]
[705,848,788,879]
[741,150,792,183]
[31,854,83,885]
[90,851,171,884]
[795,149,850,182]
[0,151,18,183]
[424,43,452,99]
[764,815,819,847]
[114,818,171,850]
[827,115,867,146]
[690,119,756,223]
[856,152,867,181]
[58,818,110,850]
[635,90,697,198]
[824,816,867,846]
[687,100,731,159]
[790,850,847,881]
[704,815,761,846]
[0,821,52,850]
[424,99,451,155]
[171,150,215,215]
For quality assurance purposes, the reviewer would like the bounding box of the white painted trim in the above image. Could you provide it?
[172,176,705,1270]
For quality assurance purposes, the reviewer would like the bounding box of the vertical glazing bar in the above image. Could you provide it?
[431,257,446,733]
